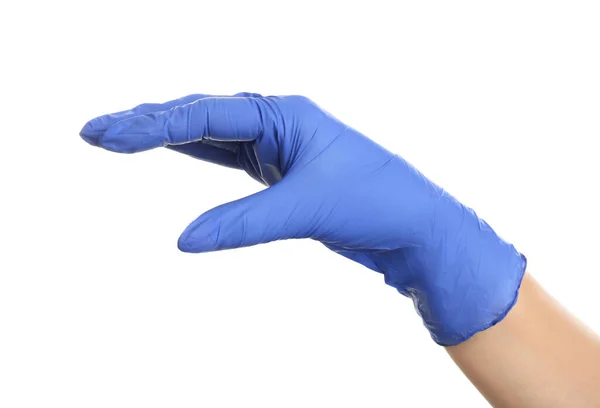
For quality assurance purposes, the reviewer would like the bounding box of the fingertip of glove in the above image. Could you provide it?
[177,233,197,253]
[178,219,220,253]
[177,233,215,253]
[79,120,101,146]
[177,222,206,253]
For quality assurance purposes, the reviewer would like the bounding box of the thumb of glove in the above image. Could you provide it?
[177,180,304,253]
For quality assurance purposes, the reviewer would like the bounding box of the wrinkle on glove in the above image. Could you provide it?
[80,93,526,346]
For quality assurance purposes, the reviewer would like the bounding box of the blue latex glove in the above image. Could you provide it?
[80,93,526,346]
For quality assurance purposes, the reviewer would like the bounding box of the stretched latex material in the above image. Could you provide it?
[80,93,526,346]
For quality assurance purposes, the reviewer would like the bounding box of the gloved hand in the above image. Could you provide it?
[80,93,526,346]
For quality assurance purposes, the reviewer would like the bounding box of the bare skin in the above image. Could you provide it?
[446,273,600,407]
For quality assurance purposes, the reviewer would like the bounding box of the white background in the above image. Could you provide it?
[1,1,599,407]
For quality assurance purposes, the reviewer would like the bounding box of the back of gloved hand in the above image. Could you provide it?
[80,93,526,346]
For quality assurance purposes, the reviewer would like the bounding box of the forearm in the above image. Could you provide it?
[446,273,600,407]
